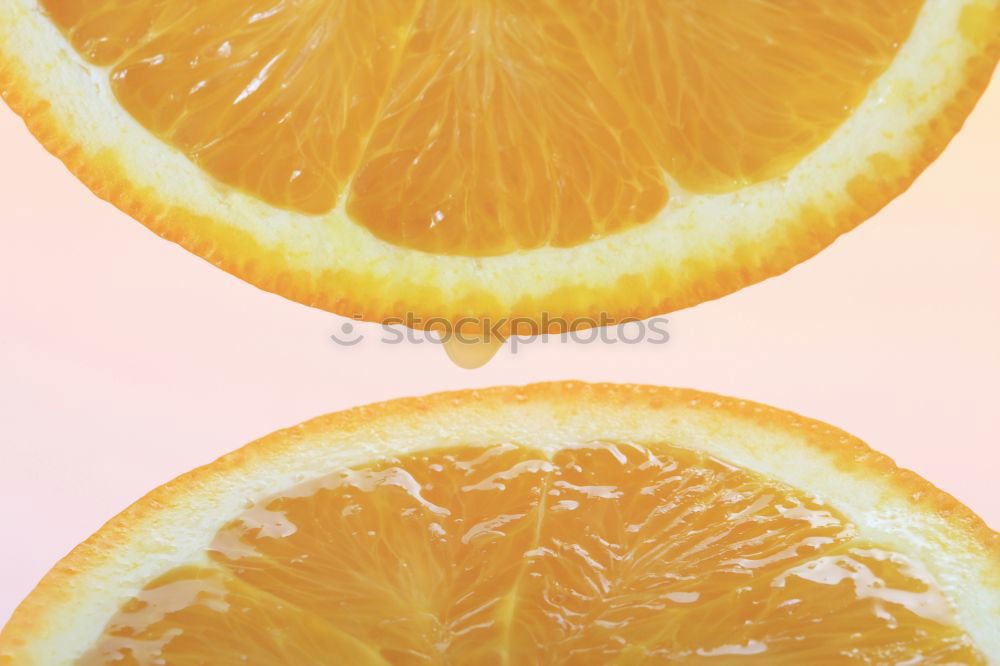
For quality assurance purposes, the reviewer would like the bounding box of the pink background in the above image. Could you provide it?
[1,77,998,626]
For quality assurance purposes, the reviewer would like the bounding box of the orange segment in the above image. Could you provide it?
[507,442,854,661]
[39,0,921,256]
[346,1,667,254]
[559,0,924,191]
[44,0,422,214]
[211,444,549,662]
[81,442,982,664]
[78,567,389,666]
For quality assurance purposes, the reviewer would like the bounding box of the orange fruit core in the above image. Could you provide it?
[43,1,922,256]
[81,442,982,664]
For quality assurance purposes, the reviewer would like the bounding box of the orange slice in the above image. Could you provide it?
[2,383,998,663]
[0,2,996,328]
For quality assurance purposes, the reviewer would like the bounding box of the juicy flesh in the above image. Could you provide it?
[44,0,922,256]
[81,442,982,665]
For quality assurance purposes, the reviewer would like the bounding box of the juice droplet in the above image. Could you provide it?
[443,334,504,369]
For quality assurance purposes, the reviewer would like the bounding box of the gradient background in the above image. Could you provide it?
[1,74,998,626]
